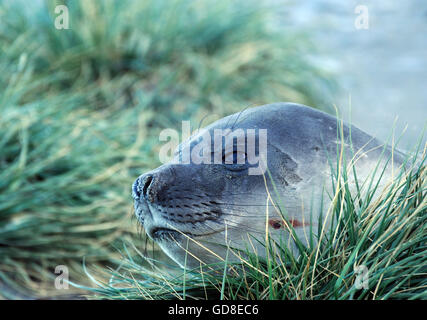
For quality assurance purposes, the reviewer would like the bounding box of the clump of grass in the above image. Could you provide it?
[0,0,336,298]
[0,77,152,298]
[78,145,426,300]
[1,0,336,115]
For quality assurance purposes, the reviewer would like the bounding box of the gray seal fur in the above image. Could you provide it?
[132,102,406,268]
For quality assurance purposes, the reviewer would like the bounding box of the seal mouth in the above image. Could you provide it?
[148,226,224,242]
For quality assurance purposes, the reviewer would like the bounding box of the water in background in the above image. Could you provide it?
[281,0,427,151]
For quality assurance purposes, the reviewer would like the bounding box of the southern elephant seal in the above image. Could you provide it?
[132,102,406,268]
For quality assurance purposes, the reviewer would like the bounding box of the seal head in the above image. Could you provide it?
[132,103,405,268]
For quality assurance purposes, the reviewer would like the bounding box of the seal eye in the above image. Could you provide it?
[222,150,247,165]
[222,150,248,172]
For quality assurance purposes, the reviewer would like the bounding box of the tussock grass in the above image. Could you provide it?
[0,0,335,298]
[78,144,426,300]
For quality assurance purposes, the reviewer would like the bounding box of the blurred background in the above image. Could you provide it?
[0,0,425,299]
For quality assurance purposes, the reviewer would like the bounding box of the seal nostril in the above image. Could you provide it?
[132,175,154,201]
[142,175,153,197]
